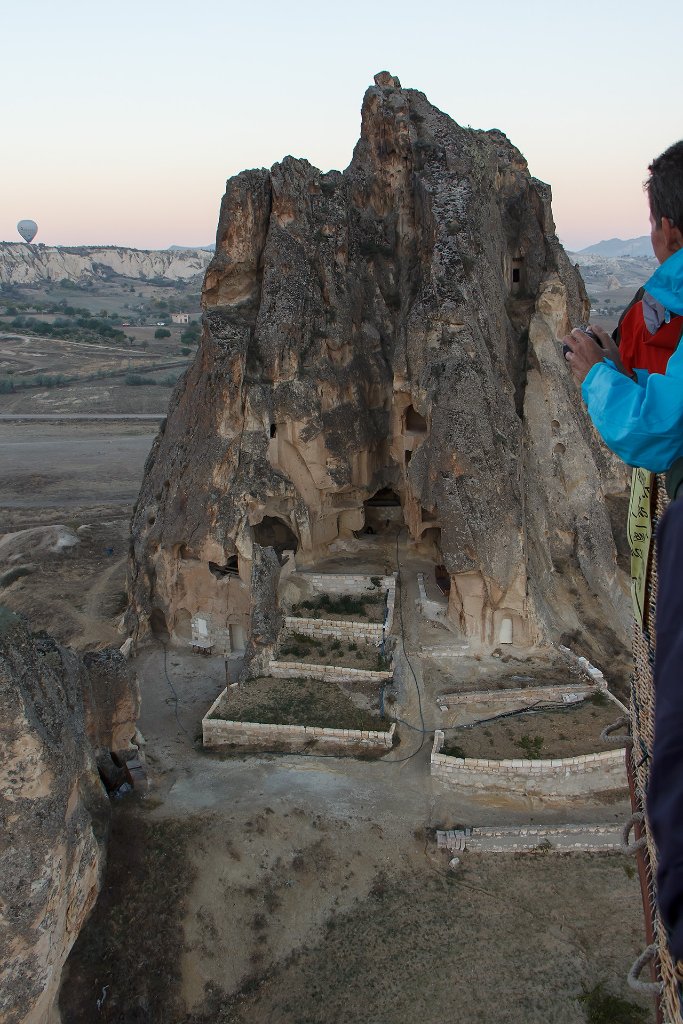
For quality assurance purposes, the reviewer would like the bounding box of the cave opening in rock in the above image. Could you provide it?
[364,487,401,508]
[363,488,404,535]
[252,516,299,557]
[270,423,277,438]
[149,608,170,639]
[209,556,239,579]
[404,405,427,433]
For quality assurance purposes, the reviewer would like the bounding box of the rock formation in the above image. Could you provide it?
[127,72,629,655]
[0,243,211,286]
[0,611,139,1024]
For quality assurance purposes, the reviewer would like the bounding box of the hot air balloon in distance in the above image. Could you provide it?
[17,220,38,244]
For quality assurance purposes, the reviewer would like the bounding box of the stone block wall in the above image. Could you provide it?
[437,823,622,853]
[268,661,392,684]
[430,731,627,797]
[284,616,383,644]
[299,572,395,596]
[202,689,395,754]
[436,683,595,709]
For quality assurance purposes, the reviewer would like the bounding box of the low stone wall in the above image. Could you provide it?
[294,573,397,634]
[269,660,392,684]
[299,572,395,596]
[430,730,627,797]
[202,688,395,754]
[284,616,383,644]
[437,823,622,853]
[437,683,595,709]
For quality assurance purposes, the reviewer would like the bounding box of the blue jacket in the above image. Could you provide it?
[582,247,683,472]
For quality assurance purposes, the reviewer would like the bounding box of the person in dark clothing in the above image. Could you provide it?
[650,500,683,965]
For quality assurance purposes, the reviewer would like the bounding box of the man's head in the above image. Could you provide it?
[646,140,683,263]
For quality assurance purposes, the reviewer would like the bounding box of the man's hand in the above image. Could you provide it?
[562,324,632,384]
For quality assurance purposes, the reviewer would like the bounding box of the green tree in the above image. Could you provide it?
[154,328,171,339]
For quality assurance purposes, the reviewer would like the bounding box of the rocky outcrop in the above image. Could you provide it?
[0,243,211,286]
[127,72,629,654]
[0,612,138,1024]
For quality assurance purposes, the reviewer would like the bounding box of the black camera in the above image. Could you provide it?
[563,325,604,359]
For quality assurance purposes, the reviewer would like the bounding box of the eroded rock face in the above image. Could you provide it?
[0,243,211,285]
[128,73,629,652]
[0,613,133,1024]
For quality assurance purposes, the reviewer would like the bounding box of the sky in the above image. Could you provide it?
[2,0,681,252]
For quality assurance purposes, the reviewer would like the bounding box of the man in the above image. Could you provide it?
[564,139,683,971]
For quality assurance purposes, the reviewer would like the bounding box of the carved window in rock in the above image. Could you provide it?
[270,424,277,439]
[511,258,525,293]
[209,556,239,580]
[252,516,299,557]
[364,487,401,508]
[404,405,428,434]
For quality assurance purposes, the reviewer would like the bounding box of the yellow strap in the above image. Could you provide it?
[628,467,654,626]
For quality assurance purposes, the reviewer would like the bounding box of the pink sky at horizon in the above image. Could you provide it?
[3,0,679,255]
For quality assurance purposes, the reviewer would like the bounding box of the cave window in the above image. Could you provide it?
[404,405,427,433]
[511,258,524,292]
[252,516,299,558]
[270,424,277,439]
[405,450,412,465]
[209,556,239,580]
[364,488,401,508]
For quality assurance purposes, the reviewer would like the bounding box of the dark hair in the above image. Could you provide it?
[646,141,683,232]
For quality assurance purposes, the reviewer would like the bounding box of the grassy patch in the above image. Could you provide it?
[578,982,649,1023]
[211,676,386,732]
[292,593,384,622]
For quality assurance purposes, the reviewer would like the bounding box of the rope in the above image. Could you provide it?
[627,945,664,996]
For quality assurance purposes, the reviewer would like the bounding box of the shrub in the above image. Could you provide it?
[579,982,648,1024]
[517,734,544,759]
[154,328,171,339]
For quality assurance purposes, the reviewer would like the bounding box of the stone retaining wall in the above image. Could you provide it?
[437,823,622,853]
[284,616,383,644]
[437,683,595,709]
[430,730,627,797]
[202,688,395,754]
[269,660,392,684]
[293,573,397,634]
[299,572,395,596]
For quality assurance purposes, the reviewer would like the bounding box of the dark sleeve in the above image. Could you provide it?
[648,499,683,961]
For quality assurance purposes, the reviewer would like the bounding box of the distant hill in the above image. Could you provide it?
[169,244,215,252]
[577,236,651,258]
[0,243,212,286]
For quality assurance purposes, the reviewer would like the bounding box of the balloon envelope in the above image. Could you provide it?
[17,220,38,244]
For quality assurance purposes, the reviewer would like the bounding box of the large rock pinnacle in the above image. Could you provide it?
[127,74,629,656]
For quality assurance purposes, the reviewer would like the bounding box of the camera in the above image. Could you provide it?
[562,325,604,359]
